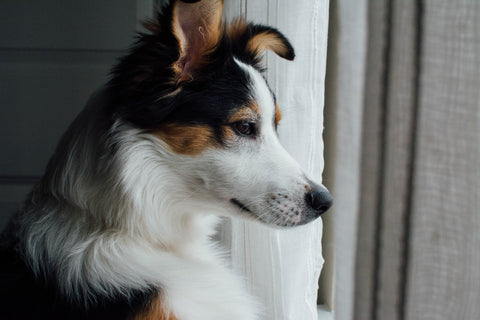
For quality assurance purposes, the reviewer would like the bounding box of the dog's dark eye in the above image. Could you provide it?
[233,121,255,136]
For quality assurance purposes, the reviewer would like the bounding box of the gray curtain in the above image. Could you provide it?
[326,0,480,319]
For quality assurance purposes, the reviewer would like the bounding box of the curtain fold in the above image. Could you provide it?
[328,0,480,319]
[220,1,330,319]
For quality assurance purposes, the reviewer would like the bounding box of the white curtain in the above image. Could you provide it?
[220,1,330,319]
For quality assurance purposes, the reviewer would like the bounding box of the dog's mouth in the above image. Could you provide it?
[230,198,252,213]
[230,196,322,228]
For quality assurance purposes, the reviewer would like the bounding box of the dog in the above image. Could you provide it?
[0,0,332,319]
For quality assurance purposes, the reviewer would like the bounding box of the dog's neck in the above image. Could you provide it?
[18,123,225,304]
[20,183,222,305]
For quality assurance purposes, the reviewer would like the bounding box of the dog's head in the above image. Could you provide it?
[110,0,332,227]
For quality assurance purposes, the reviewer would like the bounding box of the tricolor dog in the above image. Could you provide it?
[0,0,332,319]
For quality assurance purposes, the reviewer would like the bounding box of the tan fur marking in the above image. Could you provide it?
[132,294,179,320]
[246,31,289,58]
[228,17,292,60]
[154,123,217,155]
[228,17,248,42]
[221,126,237,142]
[275,102,282,127]
[228,101,260,123]
[249,100,260,114]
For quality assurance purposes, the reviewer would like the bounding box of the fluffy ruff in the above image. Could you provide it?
[0,1,332,319]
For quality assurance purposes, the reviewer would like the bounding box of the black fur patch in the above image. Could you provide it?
[0,227,154,320]
[107,3,280,136]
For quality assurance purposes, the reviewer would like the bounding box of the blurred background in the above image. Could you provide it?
[1,1,479,320]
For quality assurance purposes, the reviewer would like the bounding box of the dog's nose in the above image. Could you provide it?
[305,186,333,216]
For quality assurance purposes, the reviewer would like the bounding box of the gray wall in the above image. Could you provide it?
[0,0,153,229]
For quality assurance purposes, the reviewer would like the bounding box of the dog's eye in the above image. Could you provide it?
[233,121,255,136]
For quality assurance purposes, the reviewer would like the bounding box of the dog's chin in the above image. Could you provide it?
[229,198,316,228]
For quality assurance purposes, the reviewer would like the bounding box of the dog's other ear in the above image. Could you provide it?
[171,0,224,83]
[229,18,295,65]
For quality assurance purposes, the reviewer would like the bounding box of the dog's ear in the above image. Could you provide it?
[171,0,224,83]
[229,18,295,65]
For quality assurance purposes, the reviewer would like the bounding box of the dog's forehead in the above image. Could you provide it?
[233,59,277,125]
[153,59,279,156]
[166,58,277,126]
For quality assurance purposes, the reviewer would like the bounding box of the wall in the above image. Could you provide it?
[0,0,153,229]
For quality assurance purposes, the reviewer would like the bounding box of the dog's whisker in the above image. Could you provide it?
[2,1,332,318]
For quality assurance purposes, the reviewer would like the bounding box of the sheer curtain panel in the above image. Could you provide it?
[220,1,330,320]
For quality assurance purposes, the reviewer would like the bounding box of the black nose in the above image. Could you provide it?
[305,187,333,215]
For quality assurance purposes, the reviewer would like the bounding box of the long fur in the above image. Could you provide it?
[0,1,331,319]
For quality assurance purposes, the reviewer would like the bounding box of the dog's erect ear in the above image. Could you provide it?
[229,18,295,64]
[171,0,224,83]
